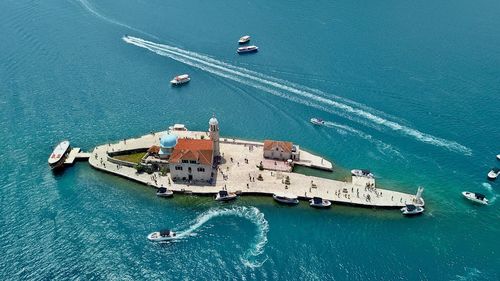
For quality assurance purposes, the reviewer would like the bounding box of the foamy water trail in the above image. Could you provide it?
[175,206,269,268]
[123,36,472,155]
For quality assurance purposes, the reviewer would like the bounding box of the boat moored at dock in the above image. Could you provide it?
[351,169,374,178]
[147,229,177,242]
[215,190,238,201]
[400,204,424,216]
[310,118,325,126]
[462,191,488,205]
[48,141,71,170]
[273,193,299,205]
[170,74,190,86]
[237,45,258,54]
[487,168,499,180]
[309,197,331,208]
[156,187,173,197]
[238,35,251,44]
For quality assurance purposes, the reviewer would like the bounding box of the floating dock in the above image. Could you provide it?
[64,148,90,165]
[88,129,424,208]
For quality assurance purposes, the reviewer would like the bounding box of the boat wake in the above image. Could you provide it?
[122,35,472,156]
[174,206,269,268]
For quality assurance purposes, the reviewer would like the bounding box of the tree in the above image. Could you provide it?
[135,163,145,173]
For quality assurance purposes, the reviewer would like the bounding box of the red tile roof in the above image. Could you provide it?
[263,140,293,153]
[170,139,213,165]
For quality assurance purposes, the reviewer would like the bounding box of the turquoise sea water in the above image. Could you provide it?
[1,0,499,279]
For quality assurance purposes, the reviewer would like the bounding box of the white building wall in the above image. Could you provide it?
[169,163,213,182]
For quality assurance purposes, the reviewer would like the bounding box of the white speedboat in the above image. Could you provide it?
[147,229,177,242]
[170,74,190,86]
[487,168,500,180]
[400,204,424,216]
[169,123,188,131]
[310,118,325,126]
[238,35,251,44]
[156,187,173,198]
[351,169,374,178]
[309,197,331,208]
[48,140,71,170]
[497,154,500,161]
[273,193,299,205]
[462,191,489,205]
[215,190,238,201]
[237,45,258,54]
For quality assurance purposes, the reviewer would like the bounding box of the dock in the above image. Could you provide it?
[88,129,424,208]
[64,148,90,165]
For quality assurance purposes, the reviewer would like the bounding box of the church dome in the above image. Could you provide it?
[209,116,218,126]
[160,134,178,148]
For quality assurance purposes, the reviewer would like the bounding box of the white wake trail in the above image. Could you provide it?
[124,36,471,155]
[175,207,269,268]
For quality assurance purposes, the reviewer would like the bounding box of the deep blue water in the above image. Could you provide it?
[1,0,499,279]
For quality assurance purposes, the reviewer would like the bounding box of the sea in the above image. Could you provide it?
[1,0,499,280]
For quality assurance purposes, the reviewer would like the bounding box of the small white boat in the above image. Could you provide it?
[156,187,173,197]
[170,74,190,86]
[237,45,258,54]
[309,197,331,208]
[48,140,71,169]
[496,154,500,161]
[238,35,251,44]
[147,229,177,242]
[400,204,424,216]
[310,118,325,126]
[169,123,188,131]
[273,193,299,205]
[487,168,500,180]
[351,169,374,178]
[462,191,489,205]
[215,190,238,201]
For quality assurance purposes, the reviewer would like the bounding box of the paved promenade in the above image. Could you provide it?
[88,130,424,208]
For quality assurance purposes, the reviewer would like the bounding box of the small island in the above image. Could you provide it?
[86,115,424,208]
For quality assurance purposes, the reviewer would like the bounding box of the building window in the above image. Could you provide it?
[182,160,188,163]
[175,166,183,171]
[197,167,205,172]
[190,160,197,164]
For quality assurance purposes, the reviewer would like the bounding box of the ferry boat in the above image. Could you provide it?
[48,140,71,170]
[310,118,325,126]
[147,229,177,242]
[400,204,424,216]
[351,169,374,178]
[462,191,489,205]
[238,35,251,44]
[273,193,299,205]
[170,74,190,86]
[156,187,173,198]
[237,45,258,54]
[214,190,238,201]
[487,168,500,180]
[309,197,331,208]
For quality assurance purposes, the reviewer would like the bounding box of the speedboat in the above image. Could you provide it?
[156,187,173,197]
[169,123,188,131]
[497,154,500,161]
[309,197,331,208]
[351,169,374,178]
[238,35,251,44]
[237,45,258,54]
[147,229,177,242]
[310,118,325,126]
[400,204,424,216]
[273,193,299,205]
[462,191,489,205]
[170,74,190,86]
[48,140,71,170]
[487,168,500,180]
[215,190,238,201]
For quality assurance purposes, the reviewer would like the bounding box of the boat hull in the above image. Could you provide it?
[462,192,488,205]
[273,195,299,205]
[147,232,177,242]
[309,200,332,208]
[157,192,173,198]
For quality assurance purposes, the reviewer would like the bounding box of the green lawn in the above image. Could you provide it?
[113,152,146,164]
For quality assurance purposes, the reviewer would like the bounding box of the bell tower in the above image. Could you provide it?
[208,115,220,158]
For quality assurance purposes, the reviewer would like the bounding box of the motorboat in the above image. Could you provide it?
[215,190,238,201]
[169,123,188,131]
[400,204,424,216]
[272,193,299,205]
[156,187,173,197]
[170,74,190,86]
[147,229,177,242]
[237,45,258,54]
[462,191,489,205]
[497,154,500,161]
[48,140,71,170]
[310,118,325,126]
[487,168,500,180]
[351,169,374,178]
[238,35,251,44]
[309,197,331,208]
